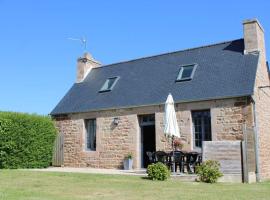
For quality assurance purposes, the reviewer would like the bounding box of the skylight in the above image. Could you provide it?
[99,77,119,92]
[176,64,197,81]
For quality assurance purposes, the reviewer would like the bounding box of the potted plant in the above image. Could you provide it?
[123,153,133,170]
[173,138,185,150]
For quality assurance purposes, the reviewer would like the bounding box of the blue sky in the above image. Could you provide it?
[0,0,269,115]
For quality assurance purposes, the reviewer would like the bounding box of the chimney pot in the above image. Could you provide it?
[83,52,93,60]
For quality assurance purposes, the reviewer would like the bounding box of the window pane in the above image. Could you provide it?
[107,78,117,89]
[181,66,194,79]
[204,115,212,141]
[85,119,96,151]
[192,110,212,148]
[194,118,202,148]
[102,81,109,90]
[149,115,155,122]
[100,77,119,92]
[176,64,196,81]
[142,116,148,122]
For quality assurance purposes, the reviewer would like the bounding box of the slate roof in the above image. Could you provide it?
[51,39,259,115]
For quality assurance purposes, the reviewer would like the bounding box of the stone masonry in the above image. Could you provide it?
[244,19,270,180]
[54,97,252,169]
[76,52,101,83]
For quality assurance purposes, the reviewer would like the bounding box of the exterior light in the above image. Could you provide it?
[113,117,119,125]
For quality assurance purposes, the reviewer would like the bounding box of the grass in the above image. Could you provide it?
[0,170,269,200]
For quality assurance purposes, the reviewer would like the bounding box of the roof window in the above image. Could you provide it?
[99,77,119,92]
[176,64,197,81]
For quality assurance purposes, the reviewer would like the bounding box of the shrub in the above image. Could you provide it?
[196,160,223,183]
[147,162,170,181]
[0,112,57,169]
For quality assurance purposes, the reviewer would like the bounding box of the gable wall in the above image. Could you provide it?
[253,52,270,180]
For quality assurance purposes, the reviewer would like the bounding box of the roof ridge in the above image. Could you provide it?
[96,38,243,69]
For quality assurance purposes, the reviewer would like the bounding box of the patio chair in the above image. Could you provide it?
[171,151,185,173]
[154,151,171,168]
[146,151,155,164]
[194,153,202,173]
[183,152,199,173]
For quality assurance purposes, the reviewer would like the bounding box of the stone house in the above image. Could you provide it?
[51,19,270,181]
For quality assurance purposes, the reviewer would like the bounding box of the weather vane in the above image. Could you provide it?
[68,37,87,52]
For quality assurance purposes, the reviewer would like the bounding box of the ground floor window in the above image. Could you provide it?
[192,110,212,148]
[85,119,96,151]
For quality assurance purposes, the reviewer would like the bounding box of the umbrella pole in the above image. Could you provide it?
[172,136,176,175]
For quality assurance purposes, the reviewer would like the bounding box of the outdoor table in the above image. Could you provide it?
[168,151,201,173]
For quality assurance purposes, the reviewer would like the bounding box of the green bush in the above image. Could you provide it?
[196,160,223,183]
[0,112,57,169]
[147,162,170,181]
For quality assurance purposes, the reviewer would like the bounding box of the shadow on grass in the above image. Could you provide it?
[140,176,152,180]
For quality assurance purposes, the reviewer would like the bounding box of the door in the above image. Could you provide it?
[141,125,156,168]
[192,110,212,150]
[52,133,64,166]
[139,115,156,168]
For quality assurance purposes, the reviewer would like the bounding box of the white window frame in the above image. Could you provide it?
[176,64,197,82]
[99,76,120,92]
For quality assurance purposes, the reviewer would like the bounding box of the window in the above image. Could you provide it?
[176,64,197,81]
[192,110,212,149]
[99,76,119,92]
[85,119,96,151]
[139,114,155,126]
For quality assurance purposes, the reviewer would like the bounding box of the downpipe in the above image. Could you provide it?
[251,96,261,182]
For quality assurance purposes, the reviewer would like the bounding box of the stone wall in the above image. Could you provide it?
[54,116,81,167]
[54,106,171,169]
[253,54,270,180]
[175,97,252,151]
[243,19,270,180]
[53,97,252,169]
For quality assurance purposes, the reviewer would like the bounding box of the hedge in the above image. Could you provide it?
[0,112,57,169]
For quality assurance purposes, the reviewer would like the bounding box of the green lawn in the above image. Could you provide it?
[0,170,269,200]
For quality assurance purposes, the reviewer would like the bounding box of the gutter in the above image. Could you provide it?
[51,94,252,116]
[250,96,261,182]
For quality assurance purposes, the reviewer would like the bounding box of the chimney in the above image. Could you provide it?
[243,19,266,59]
[76,52,101,83]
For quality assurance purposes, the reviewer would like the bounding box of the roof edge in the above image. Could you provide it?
[94,38,244,69]
[50,93,251,116]
[251,51,261,96]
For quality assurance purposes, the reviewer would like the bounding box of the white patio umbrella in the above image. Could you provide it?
[164,93,180,138]
[164,93,180,174]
